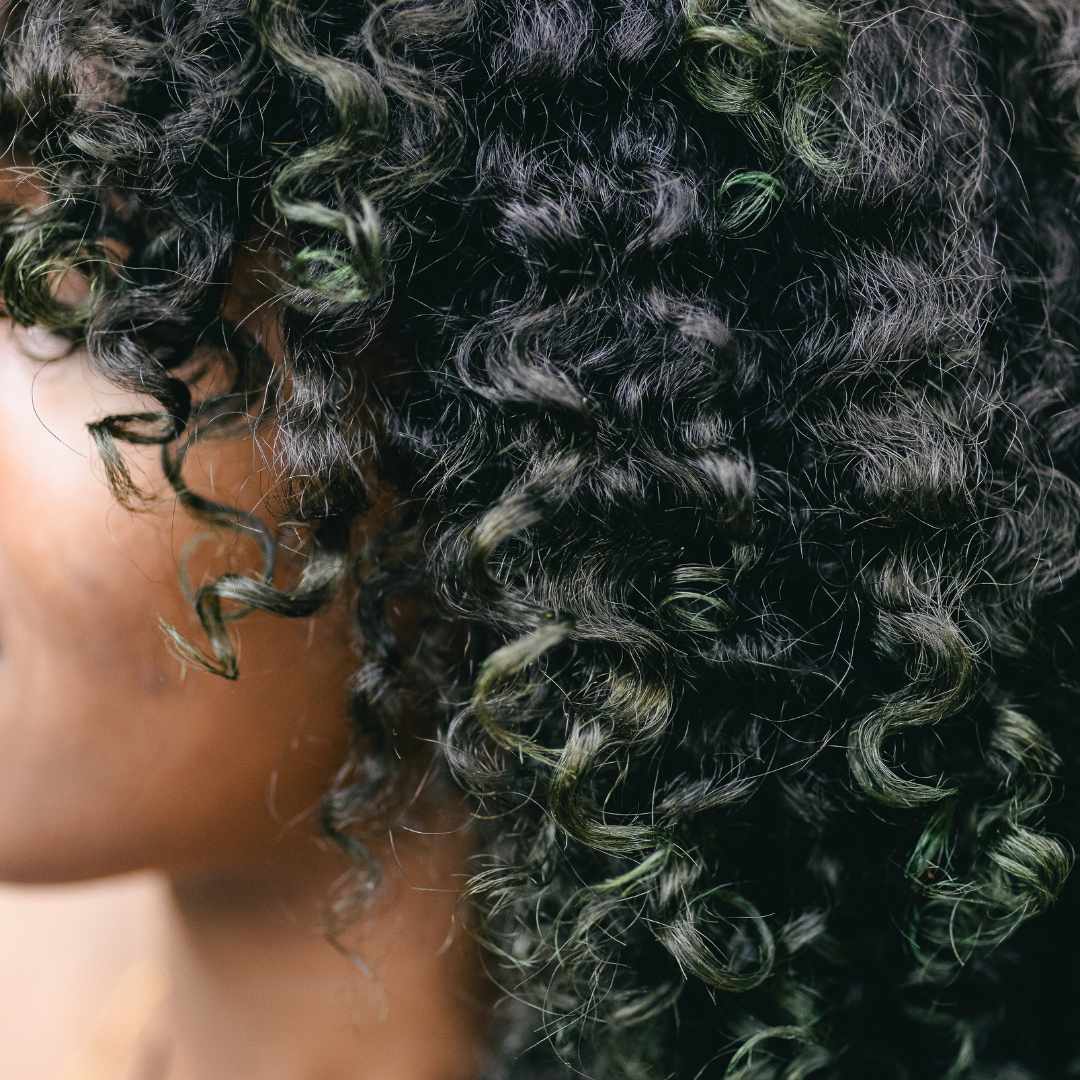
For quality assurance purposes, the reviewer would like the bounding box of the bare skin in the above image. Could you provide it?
[0,156,493,1077]
[154,798,489,1080]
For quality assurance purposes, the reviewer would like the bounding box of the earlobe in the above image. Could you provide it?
[10,321,76,362]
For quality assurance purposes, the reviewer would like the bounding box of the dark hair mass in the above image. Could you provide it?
[2,0,1080,1076]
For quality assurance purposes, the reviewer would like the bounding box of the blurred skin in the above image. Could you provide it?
[0,161,492,1078]
[0,153,366,885]
[0,313,360,884]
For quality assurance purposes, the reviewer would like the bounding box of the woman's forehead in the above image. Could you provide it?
[0,139,282,349]
[0,145,46,210]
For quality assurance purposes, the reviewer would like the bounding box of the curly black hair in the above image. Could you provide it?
[3,0,1080,1076]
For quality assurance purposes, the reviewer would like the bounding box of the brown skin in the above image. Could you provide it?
[0,313,361,884]
[0,162,492,1077]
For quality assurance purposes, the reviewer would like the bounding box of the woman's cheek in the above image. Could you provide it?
[0,324,181,686]
[0,323,356,883]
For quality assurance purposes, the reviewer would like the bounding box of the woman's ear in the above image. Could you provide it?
[10,322,76,360]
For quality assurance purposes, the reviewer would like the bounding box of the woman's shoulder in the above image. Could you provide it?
[56,956,170,1080]
[0,877,163,1079]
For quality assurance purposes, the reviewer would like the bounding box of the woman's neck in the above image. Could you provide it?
[150,796,493,1080]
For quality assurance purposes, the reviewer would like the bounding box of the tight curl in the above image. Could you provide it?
[2,0,1080,1076]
